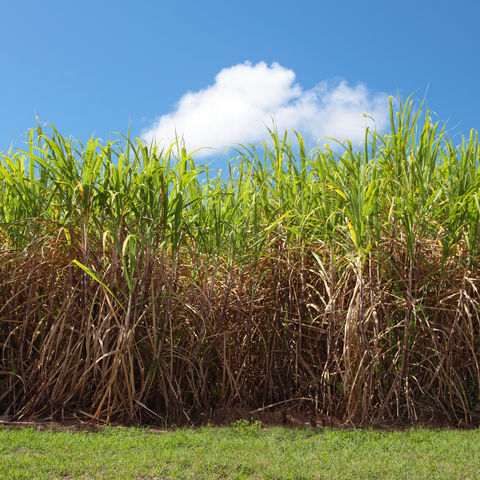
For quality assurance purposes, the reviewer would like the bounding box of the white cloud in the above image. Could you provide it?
[142,61,389,157]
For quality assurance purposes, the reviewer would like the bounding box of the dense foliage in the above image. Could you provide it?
[1,98,479,426]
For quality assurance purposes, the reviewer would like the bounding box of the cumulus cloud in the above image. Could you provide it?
[142,61,389,157]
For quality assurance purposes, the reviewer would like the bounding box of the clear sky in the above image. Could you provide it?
[1,0,479,161]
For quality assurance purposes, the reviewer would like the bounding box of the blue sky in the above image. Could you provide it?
[1,0,479,161]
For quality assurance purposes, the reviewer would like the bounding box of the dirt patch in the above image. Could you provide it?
[0,407,341,433]
[0,406,468,433]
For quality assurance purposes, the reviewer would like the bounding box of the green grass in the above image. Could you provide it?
[1,424,480,479]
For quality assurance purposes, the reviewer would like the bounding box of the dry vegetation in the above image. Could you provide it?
[1,98,479,427]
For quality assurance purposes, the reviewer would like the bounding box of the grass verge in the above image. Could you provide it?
[1,424,479,479]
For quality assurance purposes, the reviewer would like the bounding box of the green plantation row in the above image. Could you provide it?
[1,97,479,426]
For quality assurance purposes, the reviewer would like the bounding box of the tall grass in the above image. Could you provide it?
[1,97,479,426]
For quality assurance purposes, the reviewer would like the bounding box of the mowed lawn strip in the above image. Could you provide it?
[0,424,479,479]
